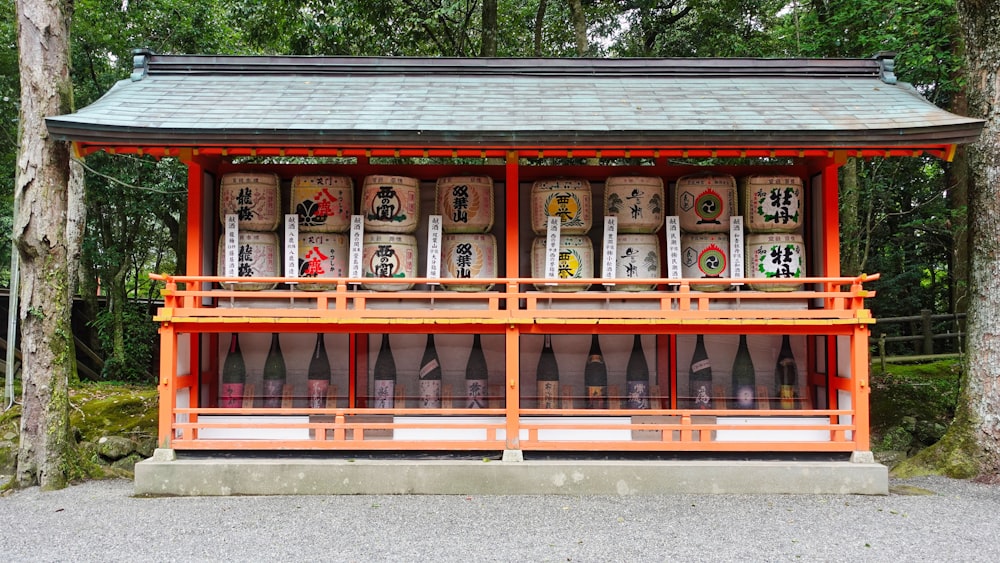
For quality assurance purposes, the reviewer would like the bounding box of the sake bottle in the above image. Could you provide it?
[373,333,396,408]
[689,334,713,409]
[418,334,442,408]
[775,335,798,409]
[307,333,331,409]
[536,334,560,409]
[465,334,489,409]
[731,334,756,409]
[262,333,286,408]
[625,334,650,409]
[220,333,246,408]
[584,335,608,409]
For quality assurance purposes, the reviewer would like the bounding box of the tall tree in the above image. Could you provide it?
[567,0,588,55]
[14,0,80,489]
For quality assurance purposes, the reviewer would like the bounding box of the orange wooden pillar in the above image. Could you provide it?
[503,150,522,454]
[157,320,177,448]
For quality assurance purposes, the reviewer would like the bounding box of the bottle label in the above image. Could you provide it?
[735,385,755,409]
[419,380,441,408]
[466,379,487,409]
[779,384,796,409]
[419,358,440,379]
[373,380,395,408]
[691,359,711,372]
[693,384,712,409]
[308,379,330,409]
[263,380,284,408]
[537,381,559,409]
[626,381,649,410]
[219,383,244,408]
[586,386,607,409]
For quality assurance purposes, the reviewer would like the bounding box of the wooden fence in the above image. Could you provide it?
[872,309,965,366]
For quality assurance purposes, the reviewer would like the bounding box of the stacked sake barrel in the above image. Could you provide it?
[741,175,805,290]
[436,176,497,291]
[603,176,664,291]
[217,173,282,290]
[675,173,737,291]
[530,179,594,292]
[360,175,420,291]
[289,175,354,290]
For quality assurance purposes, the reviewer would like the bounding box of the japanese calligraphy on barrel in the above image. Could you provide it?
[441,233,497,292]
[604,176,664,234]
[296,233,349,291]
[680,233,731,292]
[530,179,592,235]
[215,231,279,291]
[740,175,804,233]
[290,175,354,233]
[361,175,420,234]
[674,173,736,233]
[219,173,281,231]
[611,234,661,292]
[531,235,594,292]
[746,233,806,291]
[435,176,495,233]
[361,233,418,291]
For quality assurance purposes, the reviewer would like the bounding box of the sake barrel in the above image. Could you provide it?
[219,173,281,231]
[680,233,731,292]
[361,175,420,233]
[361,233,418,291]
[290,175,354,233]
[611,234,661,292]
[216,231,279,291]
[530,179,593,235]
[531,235,594,292]
[741,175,804,233]
[296,233,350,291]
[436,176,495,233]
[746,233,806,291]
[604,176,665,234]
[441,233,497,292]
[674,173,736,233]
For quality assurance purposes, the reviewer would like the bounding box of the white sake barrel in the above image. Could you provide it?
[436,176,495,233]
[611,234,661,292]
[441,233,497,292]
[290,175,354,233]
[361,175,420,233]
[530,179,592,235]
[216,231,279,291]
[219,173,281,231]
[741,175,804,233]
[296,233,350,291]
[604,176,664,234]
[680,233,730,292]
[361,233,418,291]
[674,173,737,233]
[746,233,806,291]
[531,235,594,292]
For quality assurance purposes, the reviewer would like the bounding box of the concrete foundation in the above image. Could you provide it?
[135,450,888,496]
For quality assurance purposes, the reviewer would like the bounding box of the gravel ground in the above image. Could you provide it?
[1,475,997,562]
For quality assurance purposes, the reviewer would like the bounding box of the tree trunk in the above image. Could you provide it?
[839,157,862,276]
[533,0,547,57]
[480,0,497,57]
[567,0,588,56]
[14,0,77,490]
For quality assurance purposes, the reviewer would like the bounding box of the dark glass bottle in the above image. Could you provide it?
[584,335,608,409]
[465,334,489,409]
[418,334,443,408]
[775,335,798,409]
[373,333,396,408]
[625,334,650,409]
[689,334,713,409]
[262,333,286,408]
[731,334,756,409]
[307,334,331,409]
[220,333,246,408]
[536,334,560,409]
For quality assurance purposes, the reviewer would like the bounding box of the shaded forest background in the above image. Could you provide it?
[0,0,970,382]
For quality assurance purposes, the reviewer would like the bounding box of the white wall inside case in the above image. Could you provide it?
[837,335,852,379]
[838,389,853,440]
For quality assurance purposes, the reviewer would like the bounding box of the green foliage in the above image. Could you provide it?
[871,360,960,451]
[89,301,158,383]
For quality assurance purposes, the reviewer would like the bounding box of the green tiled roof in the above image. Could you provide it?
[46,53,983,149]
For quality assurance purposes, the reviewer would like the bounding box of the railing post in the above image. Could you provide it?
[921,309,933,355]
